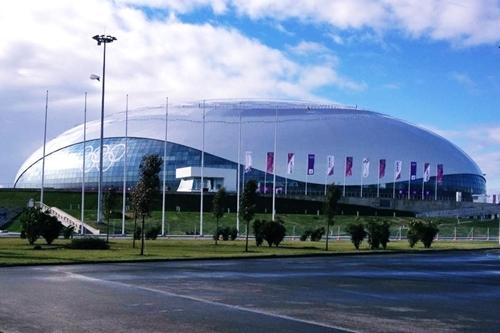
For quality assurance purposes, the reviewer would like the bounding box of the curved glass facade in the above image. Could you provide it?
[15,137,486,201]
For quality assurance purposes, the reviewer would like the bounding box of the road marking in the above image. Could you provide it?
[66,271,360,333]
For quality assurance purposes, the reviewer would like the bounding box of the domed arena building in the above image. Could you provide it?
[14,100,485,201]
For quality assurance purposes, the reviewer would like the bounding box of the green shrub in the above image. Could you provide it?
[68,237,109,250]
[253,220,265,246]
[300,229,312,241]
[263,218,286,247]
[345,223,366,250]
[213,227,239,242]
[40,214,63,245]
[63,226,75,239]
[146,226,161,240]
[366,220,391,250]
[407,220,439,248]
[310,227,325,241]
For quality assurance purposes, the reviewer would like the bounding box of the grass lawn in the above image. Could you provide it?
[0,237,497,266]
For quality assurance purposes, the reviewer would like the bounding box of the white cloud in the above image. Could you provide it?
[136,0,500,47]
[0,0,364,184]
[450,71,478,92]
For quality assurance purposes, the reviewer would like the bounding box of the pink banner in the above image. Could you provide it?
[266,152,274,173]
[437,164,444,184]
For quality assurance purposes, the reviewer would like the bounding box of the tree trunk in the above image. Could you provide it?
[106,215,110,244]
[245,220,249,252]
[325,219,330,251]
[140,215,145,256]
[132,214,137,248]
[215,217,219,245]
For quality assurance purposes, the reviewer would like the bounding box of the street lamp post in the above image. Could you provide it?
[92,34,116,224]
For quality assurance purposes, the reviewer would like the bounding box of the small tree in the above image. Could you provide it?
[131,154,162,255]
[104,187,117,244]
[130,186,139,248]
[240,180,258,252]
[20,208,41,245]
[324,184,342,251]
[379,221,391,250]
[212,187,227,245]
[345,223,366,250]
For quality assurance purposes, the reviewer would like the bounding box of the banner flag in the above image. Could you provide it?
[410,161,417,180]
[326,155,335,176]
[345,156,353,177]
[394,160,403,180]
[244,151,252,173]
[287,153,295,175]
[437,164,444,184]
[423,162,431,182]
[307,154,315,175]
[362,158,370,178]
[266,152,274,173]
[379,159,386,179]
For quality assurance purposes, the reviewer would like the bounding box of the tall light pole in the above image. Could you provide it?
[40,90,49,206]
[92,34,116,225]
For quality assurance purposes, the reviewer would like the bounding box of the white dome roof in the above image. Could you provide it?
[16,100,482,186]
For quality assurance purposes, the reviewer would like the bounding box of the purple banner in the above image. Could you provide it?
[345,156,353,177]
[379,159,386,179]
[307,154,315,175]
[410,161,417,180]
[437,164,444,184]
[266,152,274,173]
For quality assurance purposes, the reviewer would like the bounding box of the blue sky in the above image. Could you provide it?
[0,0,499,194]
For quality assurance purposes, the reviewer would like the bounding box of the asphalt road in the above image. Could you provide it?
[0,250,499,333]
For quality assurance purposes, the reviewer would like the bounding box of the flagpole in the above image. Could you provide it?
[393,162,396,200]
[324,171,327,196]
[408,163,411,200]
[377,161,380,198]
[81,92,87,235]
[305,173,308,196]
[161,97,168,236]
[41,90,49,205]
[264,157,267,194]
[434,164,438,201]
[272,107,277,221]
[421,166,425,200]
[121,94,128,235]
[285,177,288,195]
[200,100,205,237]
[236,106,241,232]
[360,162,363,198]
[343,156,346,197]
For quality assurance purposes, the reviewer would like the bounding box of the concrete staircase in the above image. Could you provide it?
[38,202,100,235]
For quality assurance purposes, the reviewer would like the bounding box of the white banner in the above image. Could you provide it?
[326,155,335,176]
[423,163,431,182]
[362,158,370,178]
[394,160,403,180]
[287,153,295,175]
[244,151,252,173]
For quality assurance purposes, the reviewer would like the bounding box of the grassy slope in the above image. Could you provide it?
[0,238,497,266]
